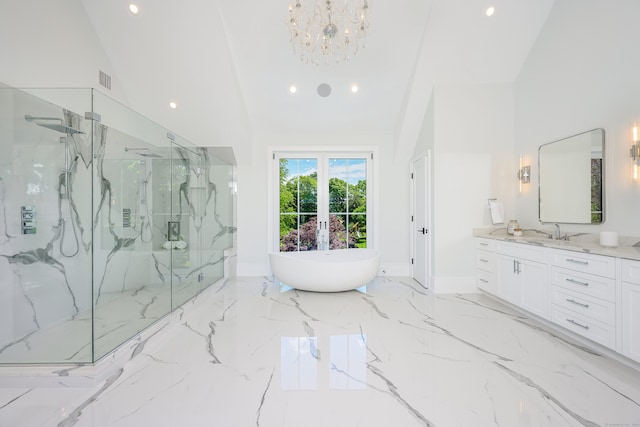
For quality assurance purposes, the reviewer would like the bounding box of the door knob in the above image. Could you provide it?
[417,228,427,234]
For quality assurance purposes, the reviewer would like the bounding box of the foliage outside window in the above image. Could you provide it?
[279,158,367,252]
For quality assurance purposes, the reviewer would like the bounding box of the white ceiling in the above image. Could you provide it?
[79,0,556,160]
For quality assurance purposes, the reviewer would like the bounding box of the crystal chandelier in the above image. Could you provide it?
[286,0,371,65]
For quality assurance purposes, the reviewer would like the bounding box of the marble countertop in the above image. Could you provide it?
[474,228,640,262]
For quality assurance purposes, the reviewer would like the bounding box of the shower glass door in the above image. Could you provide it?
[276,152,370,252]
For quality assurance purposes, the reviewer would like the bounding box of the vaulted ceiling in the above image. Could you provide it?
[80,0,556,163]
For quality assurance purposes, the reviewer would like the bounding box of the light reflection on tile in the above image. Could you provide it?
[280,336,318,390]
[329,334,367,390]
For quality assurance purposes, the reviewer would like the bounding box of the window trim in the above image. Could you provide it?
[268,146,378,253]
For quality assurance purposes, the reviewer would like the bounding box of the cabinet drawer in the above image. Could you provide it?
[621,259,640,285]
[496,241,547,263]
[551,286,616,326]
[475,238,495,251]
[477,270,496,294]
[550,267,616,302]
[551,305,616,350]
[476,251,496,272]
[550,249,615,278]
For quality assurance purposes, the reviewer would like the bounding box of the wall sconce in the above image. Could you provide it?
[631,123,639,181]
[517,155,530,192]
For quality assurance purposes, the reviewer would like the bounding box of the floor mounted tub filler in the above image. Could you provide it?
[268,249,380,292]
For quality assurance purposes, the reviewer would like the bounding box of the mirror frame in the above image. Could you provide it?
[538,128,605,224]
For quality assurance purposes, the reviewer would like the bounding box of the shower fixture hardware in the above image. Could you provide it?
[84,111,101,122]
[124,147,163,158]
[21,206,36,235]
[24,115,84,135]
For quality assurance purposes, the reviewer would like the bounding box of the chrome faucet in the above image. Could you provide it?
[554,224,561,240]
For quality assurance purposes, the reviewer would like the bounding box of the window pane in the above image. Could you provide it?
[328,158,366,250]
[279,158,317,252]
[349,214,367,248]
[328,214,348,249]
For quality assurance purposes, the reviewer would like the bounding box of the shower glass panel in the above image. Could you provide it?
[168,140,231,309]
[0,87,94,364]
[0,85,235,365]
[91,92,174,361]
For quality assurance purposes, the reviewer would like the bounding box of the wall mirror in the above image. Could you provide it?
[538,128,604,224]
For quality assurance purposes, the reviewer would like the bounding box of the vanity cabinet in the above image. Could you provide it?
[549,249,617,350]
[476,239,497,294]
[495,241,549,319]
[473,237,640,363]
[621,259,640,363]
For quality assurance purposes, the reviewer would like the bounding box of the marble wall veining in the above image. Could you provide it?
[0,86,236,365]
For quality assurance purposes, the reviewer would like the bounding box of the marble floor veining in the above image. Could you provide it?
[1,276,639,427]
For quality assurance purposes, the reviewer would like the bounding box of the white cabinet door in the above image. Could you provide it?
[622,281,640,363]
[498,255,521,305]
[521,259,549,319]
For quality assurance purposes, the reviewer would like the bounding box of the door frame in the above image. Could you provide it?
[410,151,432,289]
[268,146,378,253]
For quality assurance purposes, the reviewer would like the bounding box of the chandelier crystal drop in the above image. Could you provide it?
[286,0,371,65]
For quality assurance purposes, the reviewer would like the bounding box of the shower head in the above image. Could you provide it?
[25,115,84,135]
[124,147,163,158]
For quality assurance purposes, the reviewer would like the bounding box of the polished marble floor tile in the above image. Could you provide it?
[1,276,639,426]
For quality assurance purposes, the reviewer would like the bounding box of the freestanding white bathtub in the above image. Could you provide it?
[269,249,380,292]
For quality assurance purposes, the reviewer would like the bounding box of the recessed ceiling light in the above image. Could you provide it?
[351,85,359,93]
[129,4,139,15]
[289,85,297,94]
[169,101,177,109]
[485,6,495,17]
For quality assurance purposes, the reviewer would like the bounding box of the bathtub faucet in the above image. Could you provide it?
[316,227,329,251]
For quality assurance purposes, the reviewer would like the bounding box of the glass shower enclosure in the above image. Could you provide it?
[0,85,235,364]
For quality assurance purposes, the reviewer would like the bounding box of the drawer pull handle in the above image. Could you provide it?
[479,278,489,283]
[566,299,589,309]
[566,278,589,287]
[566,258,589,265]
[566,319,590,330]
[479,258,489,263]
[480,242,488,246]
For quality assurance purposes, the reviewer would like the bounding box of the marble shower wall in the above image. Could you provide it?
[0,87,236,364]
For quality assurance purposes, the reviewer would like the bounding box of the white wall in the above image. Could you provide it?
[237,131,412,276]
[426,83,515,293]
[0,0,126,103]
[514,0,640,235]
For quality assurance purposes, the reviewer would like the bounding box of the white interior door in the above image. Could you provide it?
[411,154,430,288]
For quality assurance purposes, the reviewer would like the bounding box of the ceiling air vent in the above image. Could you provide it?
[98,70,112,91]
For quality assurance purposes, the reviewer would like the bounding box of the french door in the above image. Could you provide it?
[274,152,372,252]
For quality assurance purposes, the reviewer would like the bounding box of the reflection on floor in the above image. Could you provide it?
[1,276,639,426]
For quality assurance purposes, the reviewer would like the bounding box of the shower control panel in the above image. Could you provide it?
[21,206,36,235]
